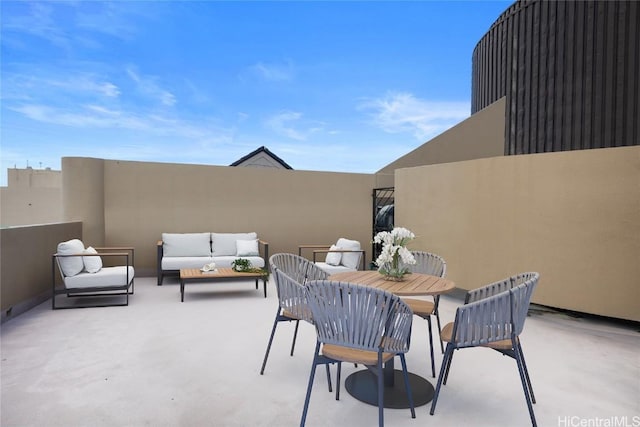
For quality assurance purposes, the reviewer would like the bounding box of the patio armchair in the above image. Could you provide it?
[52,239,135,309]
[260,253,329,376]
[430,272,540,426]
[298,237,365,275]
[400,251,447,378]
[301,279,416,427]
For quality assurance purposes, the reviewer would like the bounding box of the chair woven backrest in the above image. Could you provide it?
[270,253,328,285]
[408,251,446,277]
[305,280,413,354]
[465,272,538,304]
[271,267,314,322]
[511,273,539,336]
[451,272,539,348]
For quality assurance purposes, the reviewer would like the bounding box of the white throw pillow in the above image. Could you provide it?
[57,239,85,277]
[162,233,211,257]
[83,246,103,273]
[336,238,362,269]
[236,239,259,257]
[212,232,257,256]
[325,245,342,266]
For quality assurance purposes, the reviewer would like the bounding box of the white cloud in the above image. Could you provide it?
[126,66,176,107]
[9,103,231,144]
[359,92,470,141]
[264,111,323,141]
[249,61,294,82]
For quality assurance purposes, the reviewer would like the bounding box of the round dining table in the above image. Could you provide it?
[328,270,456,409]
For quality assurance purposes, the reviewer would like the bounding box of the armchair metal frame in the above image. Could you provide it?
[52,247,135,310]
[297,245,366,270]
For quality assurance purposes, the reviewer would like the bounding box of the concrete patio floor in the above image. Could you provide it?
[1,276,638,427]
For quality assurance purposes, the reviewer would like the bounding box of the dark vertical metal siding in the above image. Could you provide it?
[472,0,639,154]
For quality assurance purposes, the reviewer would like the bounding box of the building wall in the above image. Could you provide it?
[395,145,640,322]
[1,168,63,227]
[375,98,506,188]
[63,158,376,276]
[472,0,640,154]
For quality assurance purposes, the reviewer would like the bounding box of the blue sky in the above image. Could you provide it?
[1,0,511,185]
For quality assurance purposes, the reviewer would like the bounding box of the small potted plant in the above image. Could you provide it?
[231,258,252,272]
[232,258,270,279]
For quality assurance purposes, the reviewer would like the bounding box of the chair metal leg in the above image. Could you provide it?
[430,344,454,415]
[517,341,536,403]
[377,353,384,427]
[335,362,342,400]
[433,296,445,354]
[300,341,321,427]
[514,340,537,426]
[290,320,300,356]
[427,317,436,377]
[443,347,456,385]
[435,311,444,354]
[326,364,333,393]
[399,354,416,418]
[260,307,282,375]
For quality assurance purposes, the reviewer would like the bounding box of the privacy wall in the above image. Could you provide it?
[395,145,640,322]
[62,158,375,275]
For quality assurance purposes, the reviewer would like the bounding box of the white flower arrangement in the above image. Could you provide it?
[373,227,416,280]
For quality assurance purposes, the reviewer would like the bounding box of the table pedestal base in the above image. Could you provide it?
[344,369,434,409]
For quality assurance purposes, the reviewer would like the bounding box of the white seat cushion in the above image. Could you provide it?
[57,239,85,277]
[336,238,362,269]
[162,233,211,257]
[314,262,357,275]
[63,266,134,289]
[212,232,257,256]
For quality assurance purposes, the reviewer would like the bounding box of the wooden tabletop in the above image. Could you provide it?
[328,270,455,296]
[180,268,265,280]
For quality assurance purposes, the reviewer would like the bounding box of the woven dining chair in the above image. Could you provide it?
[300,280,416,427]
[400,251,447,377]
[260,253,328,375]
[430,272,540,426]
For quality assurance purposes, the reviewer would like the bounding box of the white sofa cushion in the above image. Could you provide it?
[64,266,135,289]
[163,233,211,257]
[336,238,361,269]
[325,245,342,266]
[57,239,85,277]
[236,239,259,256]
[83,246,103,273]
[162,256,213,270]
[212,232,257,256]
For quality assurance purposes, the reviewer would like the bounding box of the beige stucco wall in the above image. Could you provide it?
[395,145,640,322]
[63,158,375,276]
[0,222,82,317]
[375,97,506,188]
[62,158,105,246]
